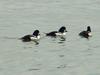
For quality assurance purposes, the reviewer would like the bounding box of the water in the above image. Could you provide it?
[0,0,100,75]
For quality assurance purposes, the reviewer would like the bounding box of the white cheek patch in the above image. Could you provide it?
[37,36,40,39]
[56,32,66,36]
[88,33,92,36]
[56,33,62,36]
[63,32,66,35]
[30,36,40,40]
[30,37,36,40]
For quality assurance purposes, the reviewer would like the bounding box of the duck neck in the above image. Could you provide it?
[87,27,91,32]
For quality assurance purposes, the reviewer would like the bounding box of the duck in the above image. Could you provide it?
[21,30,40,42]
[79,26,92,38]
[46,26,67,37]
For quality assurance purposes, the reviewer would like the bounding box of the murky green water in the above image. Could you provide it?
[0,0,100,75]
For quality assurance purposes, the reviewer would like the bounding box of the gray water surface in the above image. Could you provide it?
[0,0,100,75]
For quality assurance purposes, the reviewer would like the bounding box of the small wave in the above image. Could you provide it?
[0,36,19,40]
[28,68,40,71]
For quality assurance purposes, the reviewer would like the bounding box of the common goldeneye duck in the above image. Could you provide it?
[21,30,40,42]
[46,26,67,37]
[79,26,92,38]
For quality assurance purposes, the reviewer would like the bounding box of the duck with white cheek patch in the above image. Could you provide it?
[46,26,68,37]
[79,26,92,39]
[21,30,40,42]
